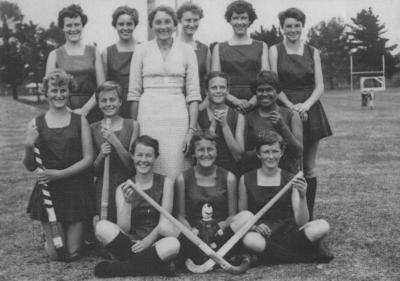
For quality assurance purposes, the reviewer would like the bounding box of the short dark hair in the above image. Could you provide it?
[255,130,286,152]
[177,2,204,21]
[42,69,77,95]
[58,4,88,29]
[95,81,123,103]
[224,0,257,26]
[112,6,139,27]
[205,71,231,89]
[278,8,306,27]
[250,70,282,94]
[190,130,219,155]
[130,135,160,158]
[148,5,178,28]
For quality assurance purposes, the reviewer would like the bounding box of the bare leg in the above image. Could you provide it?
[65,221,84,257]
[154,237,180,260]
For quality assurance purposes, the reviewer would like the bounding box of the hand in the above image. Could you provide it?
[100,142,111,156]
[253,223,272,237]
[101,127,118,147]
[192,227,199,236]
[25,123,38,148]
[37,168,61,184]
[234,99,251,114]
[182,130,194,156]
[214,109,228,128]
[266,111,285,129]
[299,111,308,122]
[292,103,310,115]
[292,176,307,198]
[121,181,135,203]
[131,239,152,253]
[72,107,87,117]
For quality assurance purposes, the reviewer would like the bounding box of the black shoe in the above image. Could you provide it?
[160,261,176,276]
[316,241,334,263]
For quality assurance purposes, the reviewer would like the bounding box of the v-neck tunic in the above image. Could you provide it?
[127,39,201,178]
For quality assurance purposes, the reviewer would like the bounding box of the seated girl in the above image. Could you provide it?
[176,130,251,265]
[238,131,333,264]
[94,135,180,277]
[198,71,245,176]
[91,81,139,223]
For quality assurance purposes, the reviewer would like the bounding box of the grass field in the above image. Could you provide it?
[1,89,399,281]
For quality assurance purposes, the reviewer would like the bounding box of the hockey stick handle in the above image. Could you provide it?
[100,118,111,220]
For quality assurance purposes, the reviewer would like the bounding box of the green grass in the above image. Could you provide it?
[1,89,399,281]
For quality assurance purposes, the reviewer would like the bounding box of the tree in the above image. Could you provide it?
[0,1,23,99]
[251,25,283,47]
[348,7,397,78]
[308,18,350,89]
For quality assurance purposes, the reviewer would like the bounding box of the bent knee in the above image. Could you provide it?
[158,219,180,237]
[305,219,330,241]
[242,232,265,253]
[95,220,120,245]
[156,237,180,260]
[231,210,254,231]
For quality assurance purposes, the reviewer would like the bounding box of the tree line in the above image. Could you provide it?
[0,1,399,100]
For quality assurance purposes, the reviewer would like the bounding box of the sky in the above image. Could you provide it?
[8,0,400,53]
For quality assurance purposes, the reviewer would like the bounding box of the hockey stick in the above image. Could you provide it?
[100,118,111,220]
[33,145,68,260]
[186,171,304,273]
[126,179,250,274]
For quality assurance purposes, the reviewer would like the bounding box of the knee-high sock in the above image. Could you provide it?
[306,177,317,220]
[94,246,163,277]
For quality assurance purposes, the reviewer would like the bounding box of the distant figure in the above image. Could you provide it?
[361,90,375,110]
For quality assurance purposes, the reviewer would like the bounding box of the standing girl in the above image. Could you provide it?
[46,4,105,123]
[102,6,139,118]
[24,69,94,261]
[177,2,211,101]
[212,0,268,113]
[269,8,332,218]
[91,81,139,223]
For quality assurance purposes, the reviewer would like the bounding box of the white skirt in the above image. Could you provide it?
[138,89,190,179]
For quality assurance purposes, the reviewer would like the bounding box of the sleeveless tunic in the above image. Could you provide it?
[129,173,164,240]
[244,169,293,232]
[244,168,321,263]
[219,40,263,100]
[91,118,135,223]
[183,167,229,226]
[195,41,209,100]
[276,43,332,142]
[241,106,299,174]
[55,45,101,123]
[27,113,94,222]
[106,44,134,118]
[198,107,239,175]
